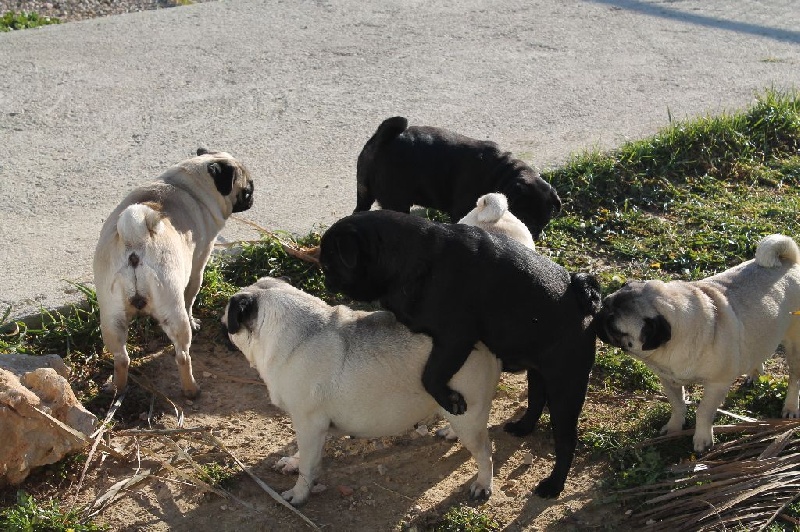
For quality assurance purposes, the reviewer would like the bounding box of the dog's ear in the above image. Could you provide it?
[207,160,236,195]
[641,315,671,350]
[226,293,258,334]
[333,231,360,270]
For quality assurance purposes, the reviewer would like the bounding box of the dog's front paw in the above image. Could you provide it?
[659,417,684,435]
[533,476,564,499]
[190,317,201,331]
[469,480,492,500]
[438,389,467,415]
[274,454,300,475]
[504,419,535,438]
[435,425,458,441]
[692,428,714,453]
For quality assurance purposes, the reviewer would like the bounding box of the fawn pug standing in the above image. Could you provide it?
[597,234,800,452]
[94,148,254,398]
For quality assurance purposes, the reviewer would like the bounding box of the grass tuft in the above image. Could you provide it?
[0,11,60,31]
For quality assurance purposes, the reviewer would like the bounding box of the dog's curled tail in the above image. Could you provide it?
[755,234,800,268]
[368,116,409,146]
[570,272,602,317]
[474,193,509,223]
[117,203,164,248]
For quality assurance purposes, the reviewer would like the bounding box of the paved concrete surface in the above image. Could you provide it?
[1,0,799,320]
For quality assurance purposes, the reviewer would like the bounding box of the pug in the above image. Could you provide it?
[223,277,501,506]
[94,148,254,398]
[597,234,800,452]
[354,116,561,239]
[319,210,601,498]
[458,192,535,250]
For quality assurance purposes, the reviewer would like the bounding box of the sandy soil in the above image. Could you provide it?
[48,324,627,532]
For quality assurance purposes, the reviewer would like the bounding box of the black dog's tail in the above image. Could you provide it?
[570,272,602,317]
[367,116,408,147]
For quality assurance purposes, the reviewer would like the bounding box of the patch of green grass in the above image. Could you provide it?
[725,374,790,418]
[0,491,106,532]
[593,346,661,394]
[0,11,60,31]
[541,89,800,276]
[431,505,501,532]
[199,462,238,489]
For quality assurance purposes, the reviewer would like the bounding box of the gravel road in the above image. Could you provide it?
[1,0,799,320]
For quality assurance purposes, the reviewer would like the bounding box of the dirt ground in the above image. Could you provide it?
[38,323,628,532]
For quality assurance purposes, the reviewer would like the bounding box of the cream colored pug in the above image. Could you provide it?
[458,192,535,250]
[223,277,501,506]
[597,234,800,452]
[94,148,254,398]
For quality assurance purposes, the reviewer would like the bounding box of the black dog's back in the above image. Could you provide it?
[354,117,561,238]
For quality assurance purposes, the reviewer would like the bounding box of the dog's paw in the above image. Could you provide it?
[692,429,714,453]
[182,383,200,400]
[190,318,201,332]
[274,455,300,475]
[435,425,459,441]
[533,476,564,499]
[439,390,467,415]
[281,488,309,507]
[504,419,535,438]
[782,406,799,418]
[468,480,492,500]
[659,418,684,435]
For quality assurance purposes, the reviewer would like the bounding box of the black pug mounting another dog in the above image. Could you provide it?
[354,116,562,239]
[319,210,601,498]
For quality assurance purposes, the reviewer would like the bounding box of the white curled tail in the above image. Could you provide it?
[117,204,163,247]
[755,234,800,268]
[475,193,508,223]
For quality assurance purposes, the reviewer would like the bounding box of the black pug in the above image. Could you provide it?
[319,210,601,498]
[354,116,562,239]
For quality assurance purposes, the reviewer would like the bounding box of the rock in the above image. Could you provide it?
[0,353,70,378]
[337,485,354,497]
[0,368,95,486]
[21,368,97,436]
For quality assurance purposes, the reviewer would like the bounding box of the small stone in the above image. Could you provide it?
[415,424,428,436]
[377,464,387,475]
[311,483,327,494]
[202,371,212,378]
[337,485,354,497]
[522,451,534,465]
[220,505,228,511]
[185,400,194,406]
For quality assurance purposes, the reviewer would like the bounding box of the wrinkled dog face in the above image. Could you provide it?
[596,282,672,355]
[223,290,261,353]
[196,147,255,213]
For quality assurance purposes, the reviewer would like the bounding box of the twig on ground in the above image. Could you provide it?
[231,216,321,265]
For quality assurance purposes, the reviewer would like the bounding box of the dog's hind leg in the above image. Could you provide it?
[282,417,329,506]
[155,305,199,399]
[448,417,493,499]
[100,305,131,394]
[781,332,800,418]
[534,366,591,499]
[505,369,547,437]
[354,182,375,213]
